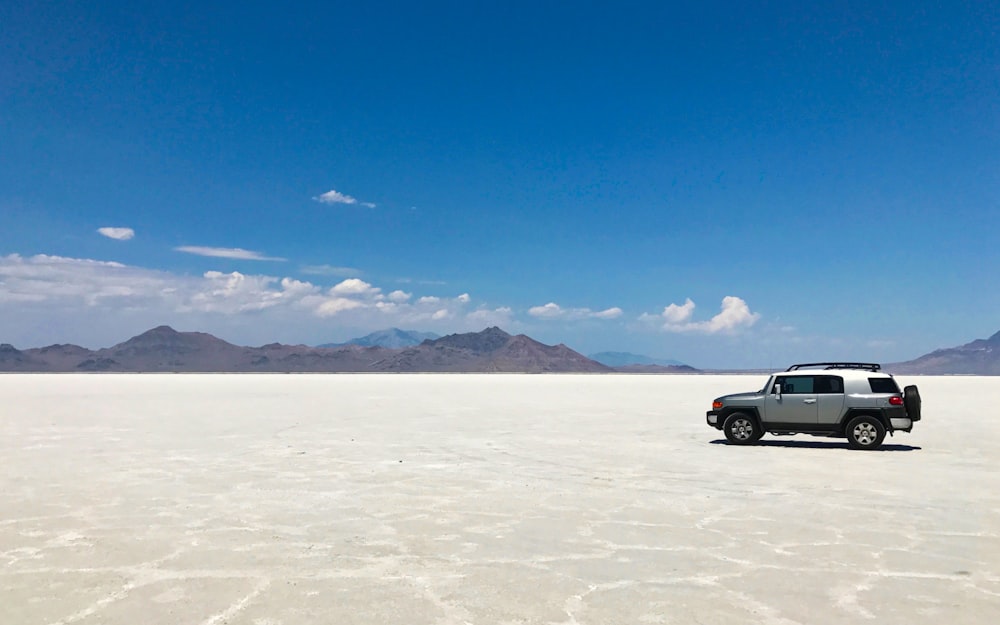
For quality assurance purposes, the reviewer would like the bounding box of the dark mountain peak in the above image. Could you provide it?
[429,327,512,354]
[116,326,180,346]
[101,326,241,365]
[481,326,512,341]
[0,343,21,353]
[987,330,1000,344]
[118,325,231,346]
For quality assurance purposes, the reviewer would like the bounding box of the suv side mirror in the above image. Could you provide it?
[774,384,781,399]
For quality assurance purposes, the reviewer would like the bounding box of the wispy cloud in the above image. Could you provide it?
[641,296,760,334]
[397,277,447,286]
[97,227,135,241]
[593,307,624,319]
[174,246,286,261]
[300,264,362,277]
[528,302,623,320]
[313,189,376,208]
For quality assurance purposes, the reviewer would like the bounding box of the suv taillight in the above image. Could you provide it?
[889,396,903,406]
[712,400,723,410]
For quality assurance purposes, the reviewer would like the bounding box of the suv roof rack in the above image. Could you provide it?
[786,362,881,372]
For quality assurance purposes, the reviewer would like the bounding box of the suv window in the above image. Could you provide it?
[868,377,900,393]
[813,375,844,394]
[775,375,814,394]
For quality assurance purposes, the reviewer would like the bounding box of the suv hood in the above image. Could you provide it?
[715,391,763,402]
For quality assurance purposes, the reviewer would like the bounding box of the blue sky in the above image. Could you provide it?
[1,1,998,368]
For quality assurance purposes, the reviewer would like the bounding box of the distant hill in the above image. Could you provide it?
[0,326,610,373]
[890,330,1000,375]
[589,351,686,368]
[318,328,439,349]
[374,327,612,373]
[612,364,700,374]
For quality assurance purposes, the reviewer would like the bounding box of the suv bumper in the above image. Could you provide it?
[706,411,722,429]
[890,417,913,432]
[885,406,912,432]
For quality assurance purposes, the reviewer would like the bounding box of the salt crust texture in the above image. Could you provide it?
[1,374,998,624]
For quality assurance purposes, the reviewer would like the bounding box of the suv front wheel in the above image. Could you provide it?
[845,415,886,450]
[723,413,761,445]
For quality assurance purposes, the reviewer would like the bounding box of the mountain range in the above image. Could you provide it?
[889,330,1000,375]
[2,326,999,374]
[0,326,614,373]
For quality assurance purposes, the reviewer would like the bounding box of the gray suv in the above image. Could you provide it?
[706,363,921,450]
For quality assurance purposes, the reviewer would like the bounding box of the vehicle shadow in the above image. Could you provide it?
[709,439,921,452]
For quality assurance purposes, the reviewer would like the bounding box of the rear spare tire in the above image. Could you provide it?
[903,385,921,421]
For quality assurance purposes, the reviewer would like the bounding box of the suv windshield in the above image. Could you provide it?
[760,376,774,393]
[868,377,901,393]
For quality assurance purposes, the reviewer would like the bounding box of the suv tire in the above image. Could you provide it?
[903,385,921,421]
[723,413,760,445]
[846,415,886,450]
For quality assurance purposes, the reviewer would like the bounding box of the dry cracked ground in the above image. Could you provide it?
[1,374,998,624]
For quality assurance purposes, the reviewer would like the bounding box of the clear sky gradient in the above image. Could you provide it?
[2,1,998,367]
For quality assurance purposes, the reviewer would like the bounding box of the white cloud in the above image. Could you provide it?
[175,246,286,261]
[314,189,357,205]
[647,296,760,334]
[279,277,317,297]
[97,227,135,241]
[528,302,564,319]
[313,189,376,208]
[186,271,283,313]
[528,302,623,321]
[456,293,471,303]
[417,296,441,304]
[388,290,411,302]
[662,298,695,324]
[316,298,364,317]
[330,278,380,296]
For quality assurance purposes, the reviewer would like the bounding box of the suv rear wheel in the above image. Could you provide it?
[845,415,886,450]
[723,413,761,445]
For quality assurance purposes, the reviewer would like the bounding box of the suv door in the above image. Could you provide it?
[814,375,846,425]
[764,375,819,424]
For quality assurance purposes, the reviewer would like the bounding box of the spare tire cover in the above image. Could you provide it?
[903,385,921,421]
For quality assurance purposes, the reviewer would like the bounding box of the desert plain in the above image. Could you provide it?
[1,373,998,625]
